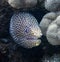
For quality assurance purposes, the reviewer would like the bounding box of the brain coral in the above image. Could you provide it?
[46,16,60,45]
[7,0,37,9]
[40,12,60,45]
[45,0,60,11]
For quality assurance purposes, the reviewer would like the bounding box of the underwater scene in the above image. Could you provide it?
[0,0,60,62]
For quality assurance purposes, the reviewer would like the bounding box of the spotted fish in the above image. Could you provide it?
[10,12,42,48]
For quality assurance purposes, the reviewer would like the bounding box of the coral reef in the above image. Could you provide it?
[0,0,60,62]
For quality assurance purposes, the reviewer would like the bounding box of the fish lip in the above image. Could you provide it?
[26,37,37,40]
[19,37,40,41]
[22,38,40,40]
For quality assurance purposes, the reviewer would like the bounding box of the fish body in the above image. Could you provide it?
[10,12,42,48]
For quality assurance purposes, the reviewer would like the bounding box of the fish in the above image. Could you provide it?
[10,12,42,48]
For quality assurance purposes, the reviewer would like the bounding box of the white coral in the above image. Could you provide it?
[40,12,60,45]
[45,0,60,11]
[46,16,60,45]
[40,12,57,35]
[7,0,37,9]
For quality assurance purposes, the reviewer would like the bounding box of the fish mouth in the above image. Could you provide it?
[26,37,42,47]
[26,37,37,40]
[19,37,41,48]
[13,35,42,48]
[26,36,41,40]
